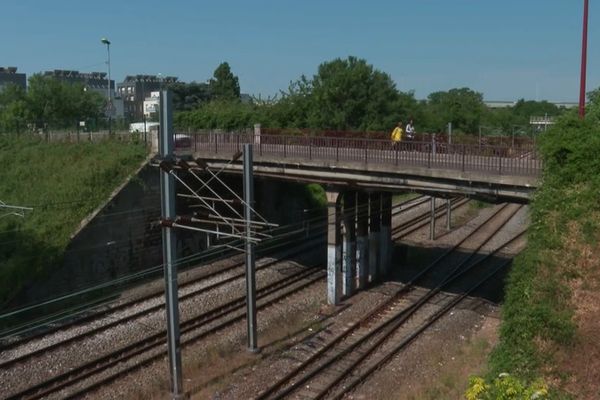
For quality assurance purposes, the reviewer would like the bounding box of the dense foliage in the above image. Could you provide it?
[172,56,568,135]
[0,137,147,306]
[208,62,241,101]
[0,75,104,133]
[466,93,600,398]
[0,57,570,137]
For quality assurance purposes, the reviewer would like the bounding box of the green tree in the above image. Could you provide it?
[267,76,314,129]
[425,87,485,134]
[512,99,560,124]
[169,81,211,111]
[585,87,600,123]
[25,75,103,131]
[209,62,241,101]
[306,56,408,131]
[0,84,28,133]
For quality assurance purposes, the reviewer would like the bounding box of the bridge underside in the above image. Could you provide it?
[185,154,537,203]
[164,152,536,304]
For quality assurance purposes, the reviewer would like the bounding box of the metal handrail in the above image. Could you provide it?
[178,132,542,177]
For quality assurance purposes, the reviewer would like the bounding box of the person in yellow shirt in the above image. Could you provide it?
[391,121,403,149]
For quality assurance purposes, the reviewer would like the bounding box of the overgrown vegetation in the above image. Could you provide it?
[0,57,568,137]
[0,136,147,306]
[173,56,567,135]
[0,75,105,133]
[467,91,600,398]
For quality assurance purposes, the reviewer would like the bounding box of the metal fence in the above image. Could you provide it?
[176,132,542,177]
[5,131,147,144]
[260,127,536,147]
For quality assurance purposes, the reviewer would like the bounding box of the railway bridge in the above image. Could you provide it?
[173,131,541,304]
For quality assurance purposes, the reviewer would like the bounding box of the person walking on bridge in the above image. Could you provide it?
[405,119,415,140]
[391,121,403,149]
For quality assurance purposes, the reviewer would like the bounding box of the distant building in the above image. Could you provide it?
[117,75,177,121]
[143,91,160,118]
[485,100,579,109]
[484,100,516,109]
[43,69,114,97]
[42,69,123,118]
[0,67,26,92]
[530,115,555,132]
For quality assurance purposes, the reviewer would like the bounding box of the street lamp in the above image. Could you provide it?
[101,37,112,133]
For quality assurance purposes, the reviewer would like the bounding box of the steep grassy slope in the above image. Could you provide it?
[0,136,147,306]
[468,115,600,399]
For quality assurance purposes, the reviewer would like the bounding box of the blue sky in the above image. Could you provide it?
[1,0,596,102]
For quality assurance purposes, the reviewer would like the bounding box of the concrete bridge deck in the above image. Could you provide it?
[175,133,541,202]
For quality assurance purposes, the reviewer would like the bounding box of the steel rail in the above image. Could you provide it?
[0,217,326,345]
[256,203,520,399]
[0,238,324,370]
[267,216,523,400]
[329,258,515,400]
[316,232,524,399]
[4,263,326,400]
[391,197,469,239]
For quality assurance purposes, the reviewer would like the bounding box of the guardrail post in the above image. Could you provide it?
[283,136,287,158]
[499,154,502,174]
[430,196,436,240]
[309,139,312,160]
[427,143,432,168]
[364,143,368,164]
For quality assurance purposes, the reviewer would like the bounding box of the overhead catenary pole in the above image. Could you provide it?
[101,37,112,135]
[159,89,185,399]
[579,0,589,119]
[243,143,259,352]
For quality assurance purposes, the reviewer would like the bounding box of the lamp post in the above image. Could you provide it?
[579,0,589,119]
[101,37,112,134]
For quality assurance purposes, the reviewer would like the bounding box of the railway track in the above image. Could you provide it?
[1,194,472,399]
[0,194,431,352]
[256,203,524,400]
[2,259,326,400]
[0,220,318,344]
[392,196,469,240]
[0,238,325,370]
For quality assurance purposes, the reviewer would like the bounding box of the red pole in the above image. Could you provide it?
[579,0,589,119]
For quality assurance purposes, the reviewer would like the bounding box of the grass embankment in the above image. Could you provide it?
[468,115,600,399]
[0,136,147,307]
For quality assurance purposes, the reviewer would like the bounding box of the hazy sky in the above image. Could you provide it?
[1,0,596,102]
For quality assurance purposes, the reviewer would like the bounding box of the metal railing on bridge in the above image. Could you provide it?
[175,132,542,177]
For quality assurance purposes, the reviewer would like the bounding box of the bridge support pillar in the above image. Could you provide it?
[356,192,369,290]
[379,193,392,279]
[342,191,356,297]
[368,192,381,283]
[326,189,343,305]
